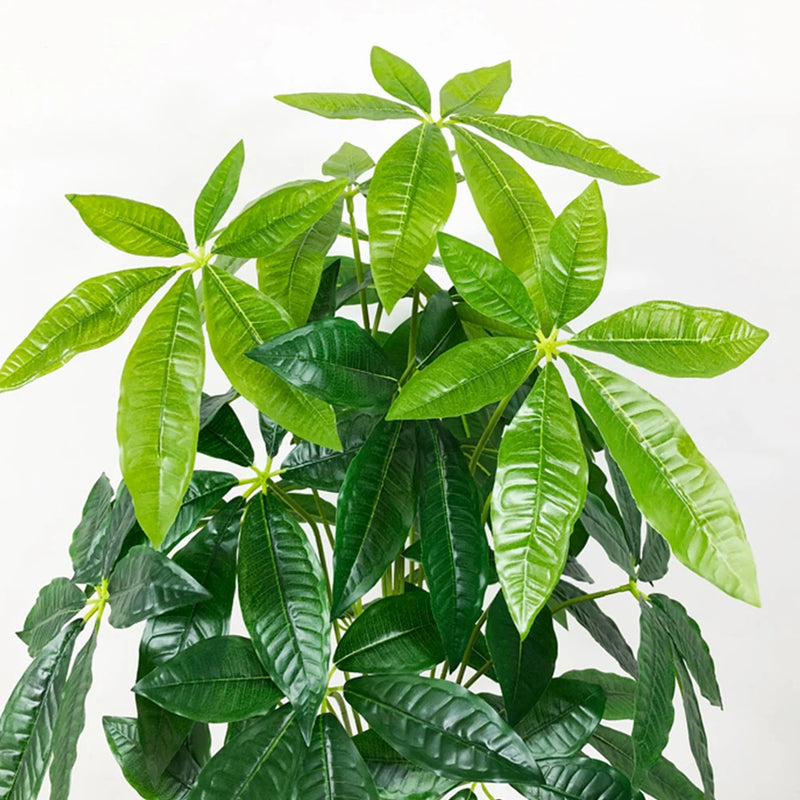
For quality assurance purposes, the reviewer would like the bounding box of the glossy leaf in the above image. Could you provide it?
[69,473,114,584]
[66,194,188,255]
[450,790,479,800]
[17,577,85,657]
[246,317,397,408]
[564,355,759,606]
[606,453,642,560]
[452,114,658,185]
[308,257,341,322]
[238,493,330,739]
[367,123,456,311]
[212,178,346,258]
[440,61,511,117]
[322,143,375,182]
[334,590,445,673]
[103,482,145,576]
[344,674,543,783]
[0,266,177,392]
[371,46,431,112]
[674,658,715,799]
[194,140,244,246]
[418,421,489,664]
[492,363,588,635]
[388,337,537,420]
[571,301,768,378]
[638,525,670,583]
[515,756,638,800]
[415,290,467,367]
[203,264,339,449]
[332,420,417,617]
[197,396,254,468]
[559,670,636,721]
[275,92,420,120]
[580,493,636,578]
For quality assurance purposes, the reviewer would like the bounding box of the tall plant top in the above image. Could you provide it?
[0,46,766,800]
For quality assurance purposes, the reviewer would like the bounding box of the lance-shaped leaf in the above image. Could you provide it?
[344,675,543,783]
[638,525,670,583]
[102,482,145,577]
[438,232,539,332]
[606,452,642,560]
[238,493,330,739]
[440,61,512,117]
[418,421,489,665]
[275,92,420,120]
[17,577,86,657]
[580,493,636,578]
[388,337,538,420]
[107,545,211,628]
[332,421,417,617]
[559,669,636,721]
[67,194,188,255]
[246,317,398,408]
[674,658,715,799]
[69,473,114,584]
[334,590,445,673]
[564,355,759,606]
[185,706,304,800]
[212,178,347,257]
[572,301,768,378]
[194,140,245,246]
[453,126,553,312]
[370,46,431,112]
[259,413,288,459]
[0,266,177,392]
[492,363,588,635]
[515,756,639,800]
[367,123,456,311]
[197,396,254,468]
[118,272,205,546]
[133,635,282,723]
[322,143,375,182]
[296,714,379,800]
[0,620,81,799]
[543,181,607,327]
[203,264,339,449]
[415,290,467,367]
[452,114,658,185]
[49,628,98,800]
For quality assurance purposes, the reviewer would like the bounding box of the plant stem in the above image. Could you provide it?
[328,692,353,736]
[464,659,493,689]
[345,193,370,330]
[312,488,336,548]
[549,583,632,615]
[456,607,489,684]
[371,303,384,337]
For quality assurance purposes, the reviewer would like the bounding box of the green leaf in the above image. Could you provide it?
[452,114,658,185]
[370,46,431,112]
[571,301,768,378]
[606,453,642,561]
[0,620,81,799]
[69,473,114,584]
[194,140,245,246]
[212,178,347,258]
[246,317,398,408]
[367,123,456,311]
[276,92,420,120]
[322,142,375,182]
[452,126,553,311]
[450,790,479,800]
[185,706,304,800]
[515,678,605,759]
[203,264,340,449]
[564,355,760,606]
[418,421,489,664]
[344,674,543,783]
[440,61,512,117]
[559,670,636,721]
[103,482,145,578]
[49,628,98,800]
[638,525,670,583]
[492,363,588,635]
[66,194,188,256]
[543,181,607,327]
[0,266,177,392]
[297,713,379,800]
[333,590,445,673]
[133,635,282,723]
[515,756,638,800]
[308,257,341,321]
[580,493,636,578]
[256,196,342,325]
[197,396,254,468]
[238,493,330,740]
[17,577,86,657]
[674,658,715,799]
[118,271,205,546]
[388,337,537,420]
[332,420,417,617]
[107,545,211,628]
[258,413,288,458]
[486,596,557,725]
[415,290,467,367]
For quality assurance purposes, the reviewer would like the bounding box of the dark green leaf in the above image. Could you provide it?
[69,473,114,584]
[440,62,512,117]
[197,396,254,468]
[606,453,642,560]
[194,140,245,246]
[515,756,638,800]
[371,46,431,112]
[638,525,670,583]
[17,577,86,657]
[307,257,341,321]
[275,92,420,120]
[322,143,375,182]
[559,670,636,721]
[675,658,715,799]
[103,482,144,578]
[415,290,467,367]
[258,413,288,458]
[450,790,479,800]
[580,493,636,578]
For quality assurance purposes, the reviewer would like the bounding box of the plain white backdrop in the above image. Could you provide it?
[0,1,797,797]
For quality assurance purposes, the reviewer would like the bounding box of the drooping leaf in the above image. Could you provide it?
[322,143,375,182]
[66,194,188,256]
[492,363,588,635]
[332,420,417,617]
[344,674,543,783]
[415,290,467,367]
[367,123,456,311]
[571,301,768,378]
[275,92,420,120]
[440,61,512,117]
[515,756,639,800]
[564,355,759,606]
[194,140,245,246]
[638,525,670,583]
[371,46,431,112]
[559,670,636,721]
[197,397,254,468]
[674,658,715,799]
[17,577,86,657]
[579,493,636,578]
[606,452,642,560]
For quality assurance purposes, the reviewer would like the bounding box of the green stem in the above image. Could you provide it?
[371,303,384,337]
[345,194,370,331]
[328,692,353,736]
[481,782,497,800]
[397,288,421,386]
[312,488,336,549]
[550,583,632,615]
[464,659,493,689]
[456,607,489,684]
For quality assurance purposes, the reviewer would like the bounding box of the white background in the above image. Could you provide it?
[1,1,798,797]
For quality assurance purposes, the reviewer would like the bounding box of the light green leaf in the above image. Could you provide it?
[452,114,658,185]
[17,577,86,657]
[367,123,456,311]
[322,142,375,182]
[118,271,205,546]
[564,355,759,605]
[371,46,431,112]
[0,266,177,392]
[194,140,245,246]
[275,92,420,120]
[559,669,636,721]
[440,61,511,117]
[571,301,768,378]
[492,363,588,635]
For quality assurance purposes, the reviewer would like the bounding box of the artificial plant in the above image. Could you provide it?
[0,46,766,800]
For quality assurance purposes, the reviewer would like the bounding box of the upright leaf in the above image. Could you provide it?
[674,658,715,799]
[371,46,431,112]
[194,140,245,245]
[322,143,375,183]
[638,525,670,583]
[415,290,467,367]
[197,398,254,468]
[440,62,512,117]
[275,92,420,120]
[17,578,86,657]
[69,474,114,584]
[515,756,638,800]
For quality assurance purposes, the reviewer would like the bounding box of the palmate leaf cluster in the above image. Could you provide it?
[0,47,766,800]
